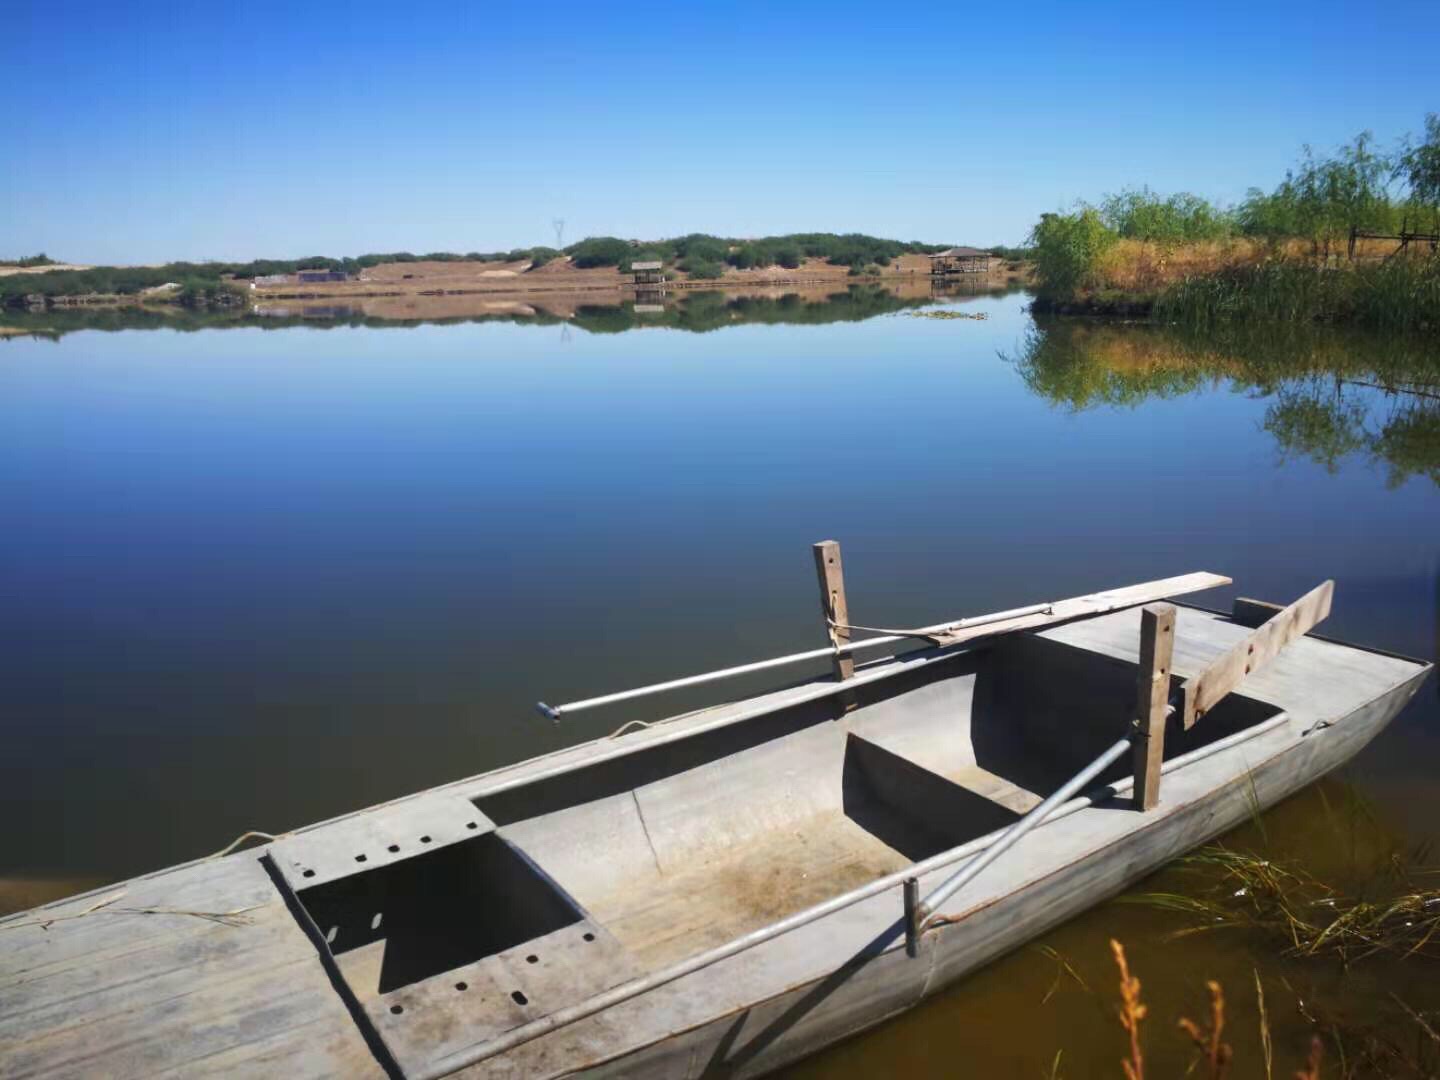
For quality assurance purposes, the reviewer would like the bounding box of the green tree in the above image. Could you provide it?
[1396,113,1440,228]
[1028,208,1117,298]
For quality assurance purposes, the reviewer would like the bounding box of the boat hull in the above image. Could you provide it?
[559,665,1428,1079]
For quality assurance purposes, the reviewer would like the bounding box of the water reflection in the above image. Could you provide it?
[1010,317,1440,487]
[0,280,1022,342]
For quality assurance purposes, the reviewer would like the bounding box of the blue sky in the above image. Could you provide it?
[2,0,1433,264]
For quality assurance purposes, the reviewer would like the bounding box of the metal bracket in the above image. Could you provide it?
[903,877,921,958]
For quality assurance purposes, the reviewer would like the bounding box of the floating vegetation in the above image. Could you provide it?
[1126,846,1440,966]
[900,309,989,320]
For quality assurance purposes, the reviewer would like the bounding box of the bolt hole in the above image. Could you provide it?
[466,822,479,830]
[355,854,367,863]
[526,954,538,964]
[511,991,528,1006]
[583,932,596,942]
[390,1004,403,1015]
[455,981,468,991]
[388,844,400,853]
[420,835,432,844]
[302,869,315,878]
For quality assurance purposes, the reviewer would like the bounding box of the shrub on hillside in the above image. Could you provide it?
[567,237,634,268]
[681,258,725,279]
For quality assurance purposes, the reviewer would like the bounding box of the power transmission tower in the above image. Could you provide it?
[552,218,565,248]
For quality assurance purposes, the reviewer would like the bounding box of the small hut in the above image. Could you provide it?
[927,247,991,276]
[630,261,665,286]
[296,269,351,284]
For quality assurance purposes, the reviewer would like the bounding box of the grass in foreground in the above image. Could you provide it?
[1099,939,1440,1079]
[1126,845,1440,966]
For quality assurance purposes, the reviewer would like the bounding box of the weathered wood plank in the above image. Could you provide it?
[926,571,1231,648]
[1132,604,1175,811]
[812,540,854,681]
[1183,581,1334,728]
[0,856,387,1079]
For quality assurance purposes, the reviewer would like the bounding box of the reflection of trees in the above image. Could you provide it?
[2,284,1013,342]
[1009,317,1440,487]
[572,285,970,334]
[1264,385,1367,473]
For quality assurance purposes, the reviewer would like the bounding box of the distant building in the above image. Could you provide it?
[927,247,992,275]
[296,269,350,284]
[630,261,665,286]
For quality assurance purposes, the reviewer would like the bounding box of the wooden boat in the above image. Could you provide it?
[1,565,1431,1079]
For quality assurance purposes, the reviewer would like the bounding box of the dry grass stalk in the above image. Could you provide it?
[1110,938,1147,1080]
[1294,1035,1324,1080]
[1255,969,1274,1080]
[1179,980,1234,1079]
[1095,940,1440,1078]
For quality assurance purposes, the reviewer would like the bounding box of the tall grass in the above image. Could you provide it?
[1029,113,1440,326]
[1155,256,1440,333]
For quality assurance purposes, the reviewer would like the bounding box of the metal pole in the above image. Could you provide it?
[535,602,1051,720]
[911,733,1133,933]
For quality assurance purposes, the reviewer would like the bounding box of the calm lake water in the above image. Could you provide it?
[2,286,1437,1075]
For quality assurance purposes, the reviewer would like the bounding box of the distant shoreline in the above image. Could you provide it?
[7,255,1032,312]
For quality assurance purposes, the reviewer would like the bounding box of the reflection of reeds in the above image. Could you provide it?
[1286,986,1440,1078]
[1127,846,1440,965]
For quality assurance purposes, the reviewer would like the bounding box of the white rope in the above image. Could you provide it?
[827,614,945,640]
[826,608,1052,642]
[204,830,286,860]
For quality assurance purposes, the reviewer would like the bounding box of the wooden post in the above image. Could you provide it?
[1132,603,1175,811]
[812,540,854,681]
[903,877,920,958]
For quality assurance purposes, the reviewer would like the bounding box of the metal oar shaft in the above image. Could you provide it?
[914,734,1133,930]
[536,602,1052,719]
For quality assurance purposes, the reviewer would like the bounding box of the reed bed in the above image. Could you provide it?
[1127,845,1440,965]
[1155,256,1440,334]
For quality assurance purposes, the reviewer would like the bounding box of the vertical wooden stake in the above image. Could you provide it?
[1133,603,1175,811]
[903,877,921,958]
[812,540,854,681]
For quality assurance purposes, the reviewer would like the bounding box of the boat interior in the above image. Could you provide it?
[297,630,1282,1006]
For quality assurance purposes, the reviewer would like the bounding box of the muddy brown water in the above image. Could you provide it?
[2,287,1437,1075]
